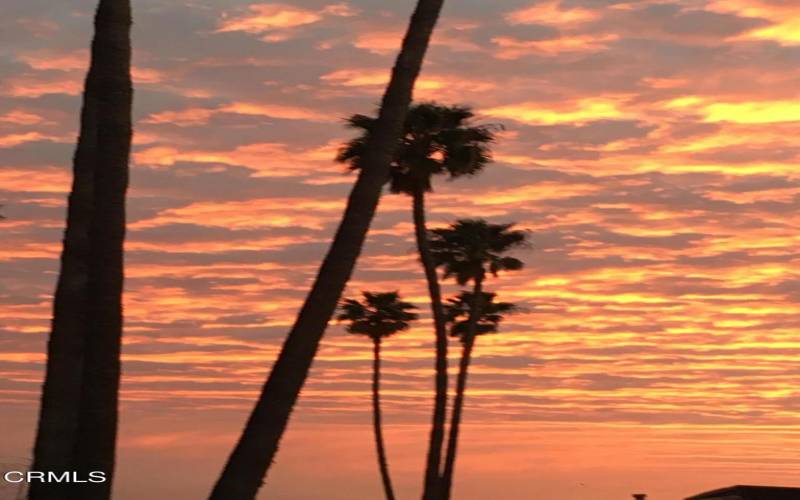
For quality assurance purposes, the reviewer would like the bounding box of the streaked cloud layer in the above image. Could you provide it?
[1,0,798,498]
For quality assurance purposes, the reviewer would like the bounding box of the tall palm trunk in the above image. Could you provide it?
[29,66,98,500]
[209,1,445,498]
[440,276,484,500]
[413,187,449,500]
[70,1,132,497]
[372,339,396,500]
[29,1,132,499]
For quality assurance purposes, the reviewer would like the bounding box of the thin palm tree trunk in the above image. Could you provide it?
[209,2,445,498]
[413,188,449,500]
[440,277,483,500]
[69,1,132,497]
[29,1,131,499]
[372,340,396,500]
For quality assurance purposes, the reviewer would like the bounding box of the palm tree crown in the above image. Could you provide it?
[429,219,528,285]
[338,291,418,341]
[444,291,517,339]
[337,102,498,194]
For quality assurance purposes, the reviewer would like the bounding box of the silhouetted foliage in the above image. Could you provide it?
[338,105,500,499]
[338,102,499,194]
[338,291,418,340]
[337,291,417,500]
[430,219,527,285]
[431,219,528,499]
[444,291,517,339]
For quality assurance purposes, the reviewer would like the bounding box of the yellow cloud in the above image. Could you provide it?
[483,97,628,125]
[707,0,800,45]
[665,96,800,124]
[704,101,800,124]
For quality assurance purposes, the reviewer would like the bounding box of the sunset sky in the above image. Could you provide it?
[1,0,799,498]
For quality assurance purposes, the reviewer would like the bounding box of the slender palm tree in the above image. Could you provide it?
[29,1,132,499]
[337,103,498,500]
[337,292,418,500]
[429,219,527,499]
[209,1,447,498]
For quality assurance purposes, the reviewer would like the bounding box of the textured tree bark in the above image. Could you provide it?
[413,188,450,500]
[29,1,132,499]
[372,340,396,500]
[209,1,446,498]
[440,277,484,500]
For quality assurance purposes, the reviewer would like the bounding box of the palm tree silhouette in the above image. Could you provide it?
[429,219,527,499]
[337,103,499,500]
[30,1,132,498]
[337,292,418,500]
[210,1,447,498]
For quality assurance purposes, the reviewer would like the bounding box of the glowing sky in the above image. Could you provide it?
[1,0,799,499]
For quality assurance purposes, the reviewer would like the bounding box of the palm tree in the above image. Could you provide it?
[337,103,498,500]
[429,219,527,499]
[29,1,132,499]
[209,1,447,498]
[337,292,418,500]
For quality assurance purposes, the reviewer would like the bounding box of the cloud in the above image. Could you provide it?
[483,97,630,125]
[143,101,333,126]
[666,97,800,124]
[707,0,800,45]
[320,69,497,100]
[217,3,357,41]
[491,33,619,58]
[506,1,598,27]
[132,140,341,178]
[0,109,47,125]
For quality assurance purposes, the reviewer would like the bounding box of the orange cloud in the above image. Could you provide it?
[320,69,496,100]
[506,1,598,27]
[0,109,46,125]
[0,168,70,193]
[131,198,345,231]
[492,34,618,58]
[17,50,86,71]
[707,0,800,45]
[132,67,165,84]
[133,140,341,177]
[0,132,62,148]
[483,97,629,125]
[218,4,323,33]
[218,3,355,36]
[1,75,82,97]
[143,101,332,126]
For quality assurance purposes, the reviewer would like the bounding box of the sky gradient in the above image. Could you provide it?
[1,0,799,499]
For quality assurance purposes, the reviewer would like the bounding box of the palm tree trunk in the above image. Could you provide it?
[69,1,132,498]
[29,1,131,499]
[372,339,396,500]
[413,187,449,500]
[440,277,483,500]
[29,69,97,500]
[209,2,445,499]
